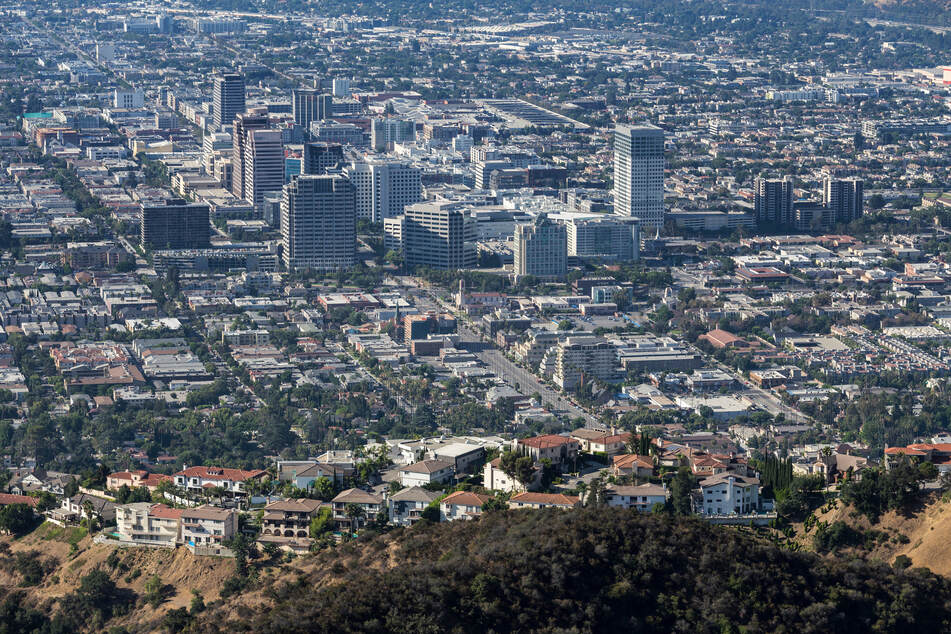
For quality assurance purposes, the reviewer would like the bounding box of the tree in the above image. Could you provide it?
[0,504,36,535]
[144,574,165,608]
[499,450,535,485]
[668,466,694,516]
[345,503,365,533]
[311,476,335,500]
[309,507,334,538]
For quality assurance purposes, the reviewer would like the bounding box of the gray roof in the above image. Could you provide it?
[389,486,440,503]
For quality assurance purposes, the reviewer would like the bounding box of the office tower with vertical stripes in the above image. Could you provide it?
[614,123,665,229]
[281,174,356,271]
[213,72,245,131]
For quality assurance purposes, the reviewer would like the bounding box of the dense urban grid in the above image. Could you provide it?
[2,0,951,630]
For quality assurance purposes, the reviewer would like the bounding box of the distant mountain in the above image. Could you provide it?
[195,508,951,633]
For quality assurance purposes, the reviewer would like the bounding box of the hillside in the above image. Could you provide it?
[809,493,951,575]
[188,508,951,634]
[0,522,234,632]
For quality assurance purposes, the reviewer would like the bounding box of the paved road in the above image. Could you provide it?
[454,321,600,427]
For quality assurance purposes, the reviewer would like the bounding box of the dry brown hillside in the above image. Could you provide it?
[0,522,234,632]
[805,492,951,574]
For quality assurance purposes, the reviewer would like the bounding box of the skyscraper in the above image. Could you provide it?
[823,176,864,226]
[141,199,210,250]
[514,215,568,279]
[231,111,269,201]
[343,160,422,222]
[614,123,665,229]
[302,142,344,175]
[213,72,245,131]
[281,174,356,271]
[754,177,795,227]
[292,89,333,130]
[243,129,284,210]
[401,201,477,270]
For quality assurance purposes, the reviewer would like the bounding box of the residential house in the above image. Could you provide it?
[331,488,384,530]
[571,429,631,455]
[482,458,540,493]
[173,466,267,495]
[388,486,440,526]
[399,460,454,487]
[699,473,761,516]
[0,493,37,509]
[107,470,172,492]
[509,492,579,510]
[612,454,654,479]
[258,498,322,552]
[605,483,667,511]
[181,505,238,549]
[439,490,490,521]
[54,493,117,525]
[114,502,182,547]
[277,461,353,489]
[588,432,632,455]
[515,435,580,469]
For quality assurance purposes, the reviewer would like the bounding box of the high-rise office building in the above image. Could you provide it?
[343,160,422,222]
[754,177,795,226]
[566,216,639,262]
[141,199,210,250]
[823,176,864,226]
[514,215,568,279]
[401,201,477,270]
[213,73,245,131]
[371,118,416,152]
[281,174,356,271]
[243,129,284,210]
[231,111,269,202]
[292,89,333,129]
[302,142,344,175]
[332,78,351,97]
[614,123,665,229]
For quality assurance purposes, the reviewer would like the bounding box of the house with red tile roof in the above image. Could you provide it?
[515,434,580,468]
[0,493,37,508]
[172,466,267,495]
[612,454,654,478]
[440,490,491,521]
[107,470,173,492]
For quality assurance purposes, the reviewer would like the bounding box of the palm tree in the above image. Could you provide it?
[345,503,365,534]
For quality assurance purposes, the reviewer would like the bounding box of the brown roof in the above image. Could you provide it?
[264,498,322,513]
[401,459,453,474]
[441,491,490,507]
[149,504,183,519]
[181,505,234,521]
[518,434,578,449]
[332,488,383,505]
[510,492,579,507]
[0,493,36,507]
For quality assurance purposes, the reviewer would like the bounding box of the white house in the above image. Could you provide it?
[398,459,454,487]
[605,483,667,511]
[699,473,760,516]
[115,503,182,546]
[181,505,238,548]
[172,466,267,495]
[439,490,490,521]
